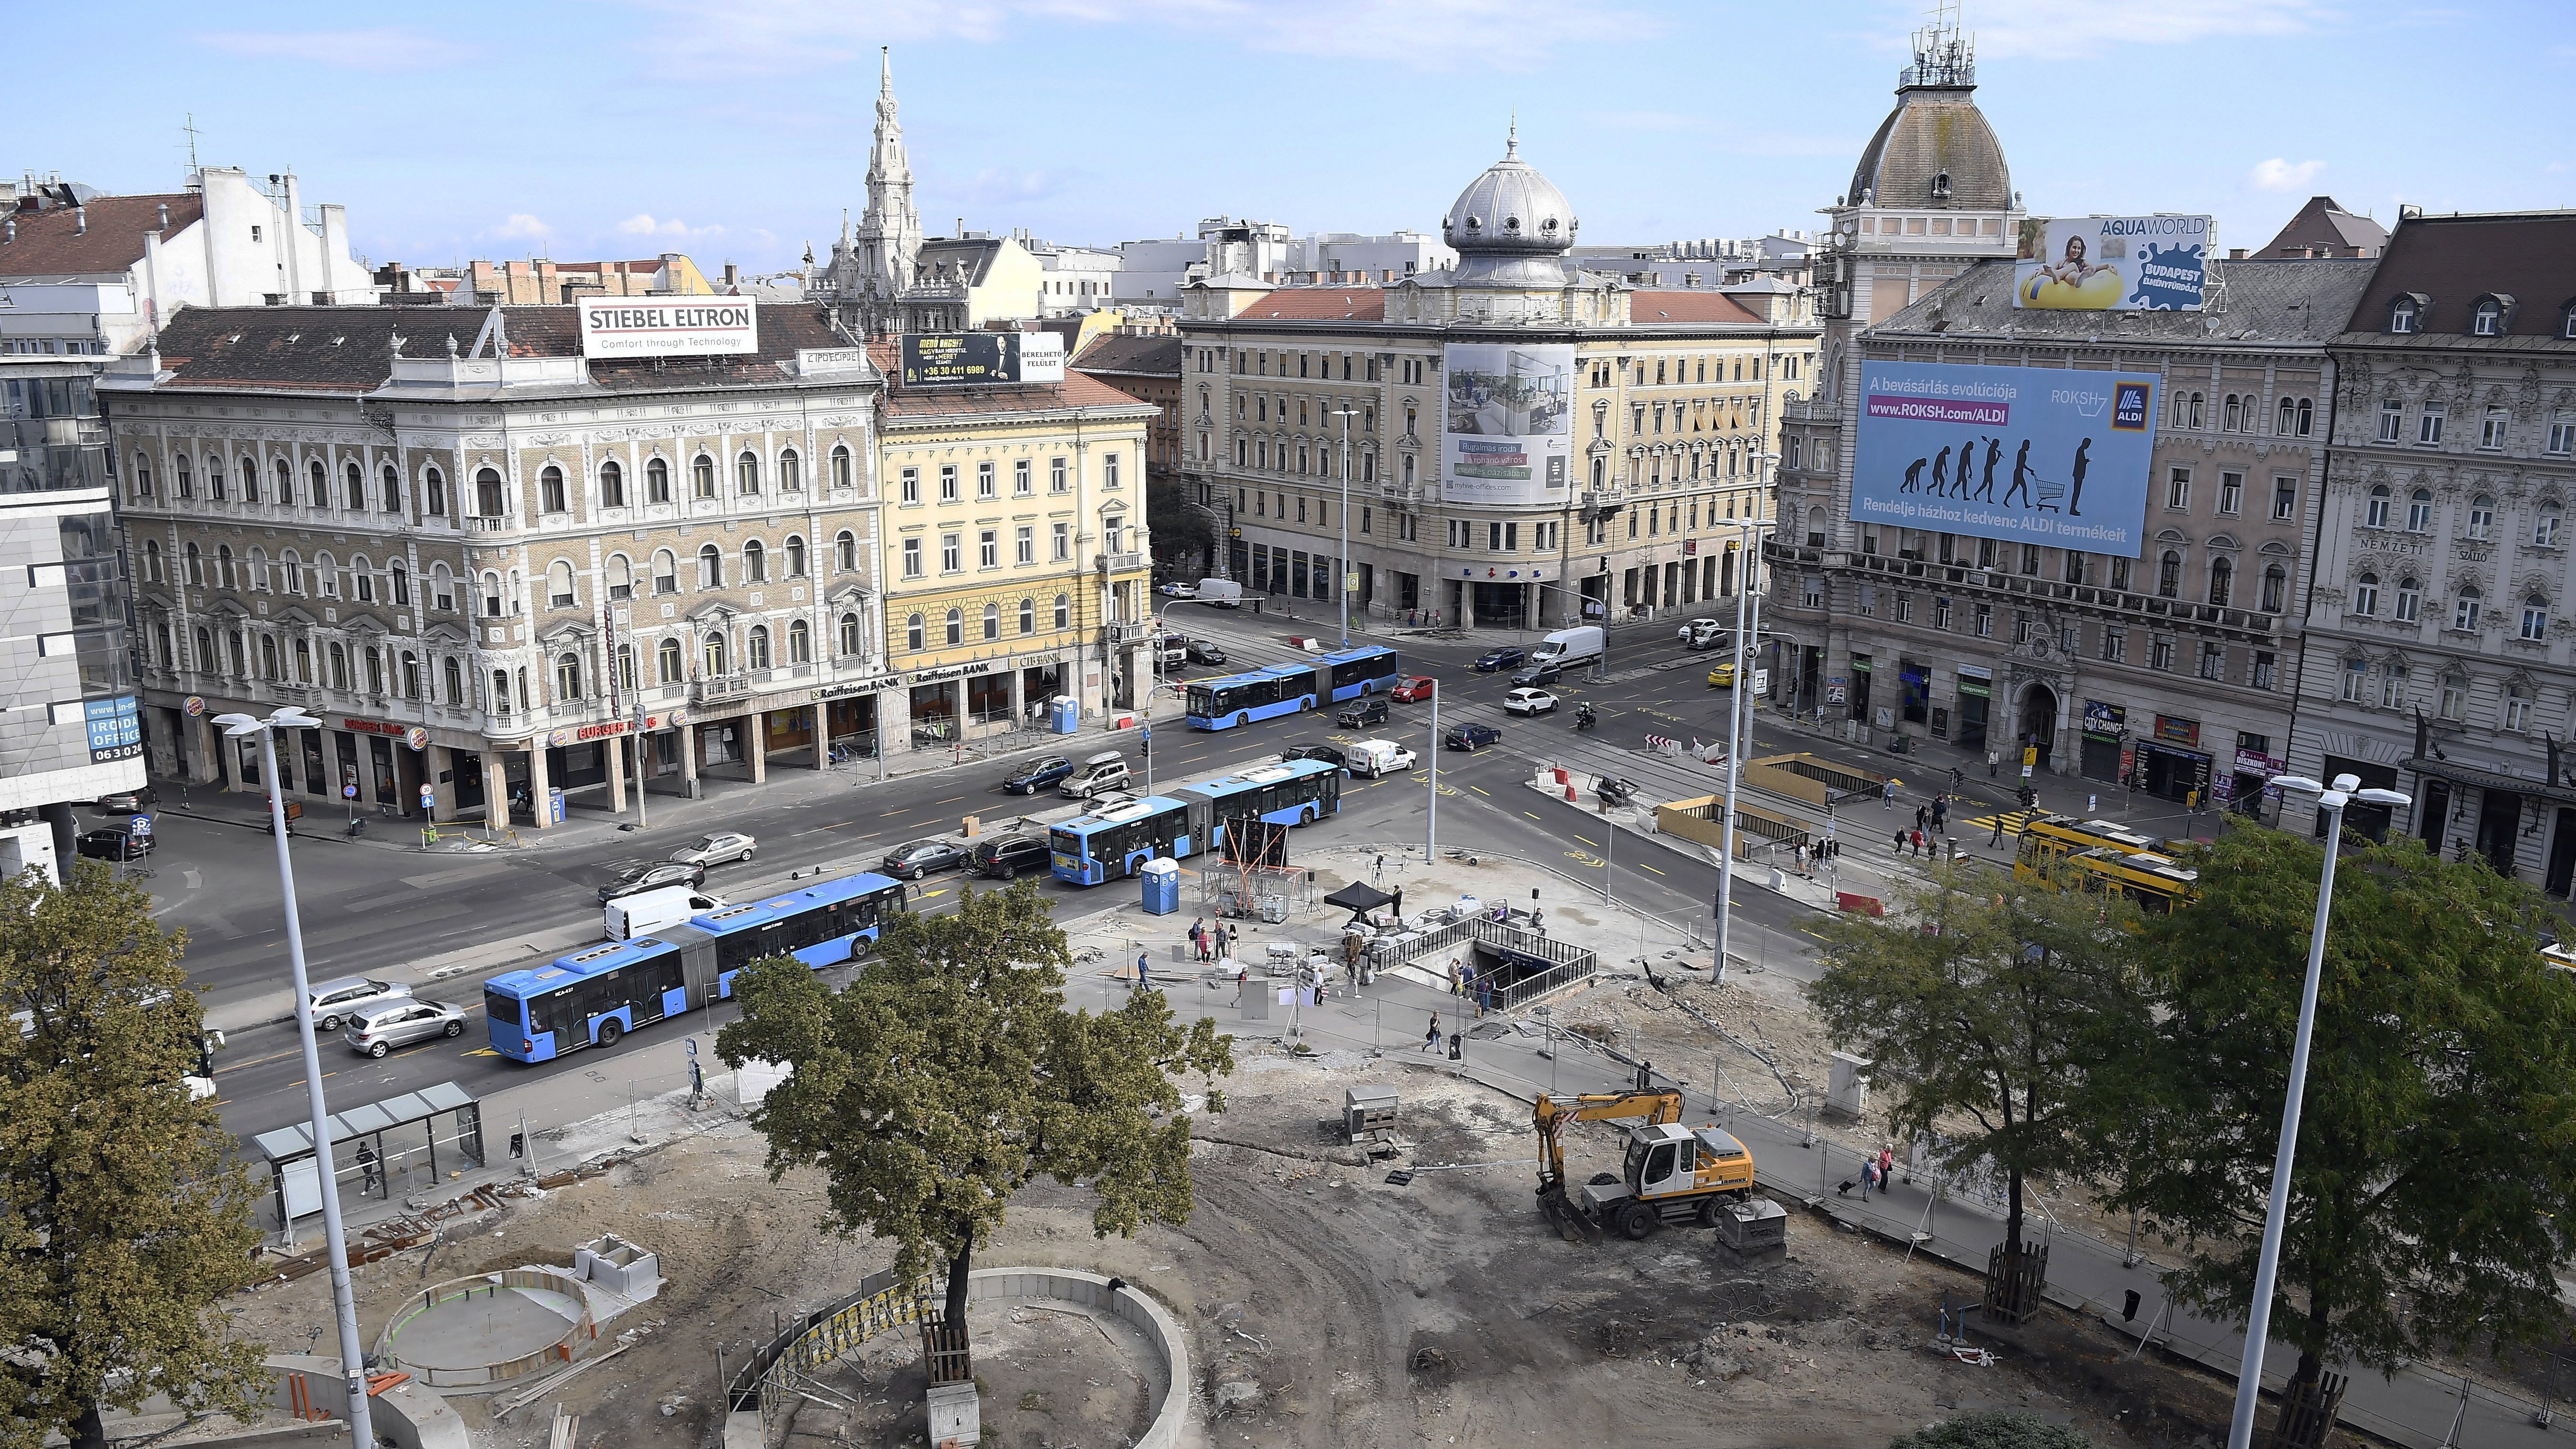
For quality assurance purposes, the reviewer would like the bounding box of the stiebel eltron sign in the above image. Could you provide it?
[578,299,760,358]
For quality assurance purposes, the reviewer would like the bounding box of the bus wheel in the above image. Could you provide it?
[598,1019,624,1048]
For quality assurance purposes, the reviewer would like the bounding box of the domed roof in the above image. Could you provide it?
[1443,130,1577,257]
[1847,82,2011,211]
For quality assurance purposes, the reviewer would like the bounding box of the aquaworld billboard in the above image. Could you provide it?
[1850,360,2157,557]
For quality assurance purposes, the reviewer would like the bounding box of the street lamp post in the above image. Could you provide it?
[2223,772,2412,1449]
[1333,406,1359,647]
[214,707,374,1449]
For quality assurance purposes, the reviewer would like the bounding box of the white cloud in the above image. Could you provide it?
[616,214,728,241]
[492,214,554,241]
[2248,157,2327,192]
[1951,0,2334,61]
[196,27,476,71]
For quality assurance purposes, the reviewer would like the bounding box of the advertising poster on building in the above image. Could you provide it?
[576,299,760,357]
[1851,360,2157,556]
[2014,215,2211,311]
[899,332,1065,387]
[1440,343,1573,506]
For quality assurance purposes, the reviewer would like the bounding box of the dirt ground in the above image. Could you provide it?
[221,1025,2263,1449]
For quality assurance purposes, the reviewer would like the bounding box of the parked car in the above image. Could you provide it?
[1186,639,1228,666]
[882,839,968,880]
[597,860,707,904]
[1707,661,1738,688]
[1280,744,1348,770]
[74,828,154,861]
[1472,647,1525,673]
[1509,662,1564,687]
[669,831,757,867]
[345,999,468,1058]
[91,785,160,814]
[305,975,412,1033]
[1002,756,1076,794]
[1391,675,1436,703]
[1336,696,1391,729]
[1504,688,1560,717]
[969,834,1051,880]
[1060,752,1132,799]
[1596,776,1641,807]
[1157,582,1199,598]
[1444,722,1503,752]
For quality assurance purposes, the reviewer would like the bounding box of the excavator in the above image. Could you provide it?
[1534,1085,1757,1242]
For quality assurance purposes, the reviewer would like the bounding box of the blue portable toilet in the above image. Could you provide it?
[1141,857,1180,915]
[1051,694,1081,735]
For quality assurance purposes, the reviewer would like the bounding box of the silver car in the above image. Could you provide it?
[345,999,468,1058]
[670,831,757,867]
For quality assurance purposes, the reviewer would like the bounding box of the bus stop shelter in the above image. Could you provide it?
[251,1081,485,1236]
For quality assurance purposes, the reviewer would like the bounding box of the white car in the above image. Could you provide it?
[1504,688,1560,716]
[670,831,757,867]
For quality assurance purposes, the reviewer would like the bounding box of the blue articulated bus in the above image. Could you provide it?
[483,871,909,1062]
[1050,795,1196,884]
[1314,645,1399,702]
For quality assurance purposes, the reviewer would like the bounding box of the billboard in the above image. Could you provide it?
[1440,343,1574,506]
[576,299,759,357]
[1851,360,2157,557]
[899,332,1067,387]
[2014,215,2211,311]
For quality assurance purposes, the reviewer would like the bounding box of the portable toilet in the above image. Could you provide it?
[1051,694,1081,735]
[1141,857,1181,915]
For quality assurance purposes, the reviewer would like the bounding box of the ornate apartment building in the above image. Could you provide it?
[103,303,890,829]
[2285,210,2576,888]
[1175,134,1818,631]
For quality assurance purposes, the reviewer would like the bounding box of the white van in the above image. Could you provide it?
[1348,740,1417,779]
[605,885,725,941]
[1061,751,1133,799]
[1529,625,1606,671]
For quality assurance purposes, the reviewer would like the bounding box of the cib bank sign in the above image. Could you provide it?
[578,299,760,357]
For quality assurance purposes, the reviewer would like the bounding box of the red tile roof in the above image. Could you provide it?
[1238,289,1386,322]
[0,193,204,277]
[1630,291,1764,325]
[867,341,1158,418]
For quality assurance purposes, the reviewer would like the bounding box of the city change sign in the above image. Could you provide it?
[577,299,760,357]
[1851,360,2158,557]
[2014,215,2212,312]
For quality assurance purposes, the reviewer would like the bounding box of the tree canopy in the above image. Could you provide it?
[718,878,1233,1324]
[0,864,267,1449]
[2093,828,2576,1393]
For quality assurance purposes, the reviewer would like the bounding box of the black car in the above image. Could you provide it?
[969,834,1052,879]
[91,785,160,814]
[1444,722,1502,752]
[1335,696,1390,729]
[1472,647,1525,673]
[1509,661,1563,687]
[596,860,707,903]
[882,839,968,880]
[75,828,154,861]
[1186,639,1228,666]
[1001,756,1076,795]
[1280,744,1347,770]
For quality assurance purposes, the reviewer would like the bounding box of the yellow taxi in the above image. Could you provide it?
[1706,661,1737,688]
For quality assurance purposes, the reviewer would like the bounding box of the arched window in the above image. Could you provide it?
[2206,556,2233,607]
[2365,485,2391,528]
[702,632,728,678]
[839,612,862,656]
[2406,488,2433,532]
[906,613,925,651]
[442,657,463,704]
[599,459,626,508]
[557,652,583,700]
[424,466,445,516]
[547,559,576,608]
[2260,563,2285,612]
[982,603,1000,640]
[657,638,683,684]
[2157,550,2182,598]
[2395,577,2422,622]
[653,549,678,595]
[475,466,505,517]
[2454,584,2483,632]
[539,465,567,514]
[944,608,962,646]
[788,618,811,664]
[737,450,761,495]
[184,541,204,585]
[344,461,365,509]
[382,464,403,514]
[1054,593,1071,630]
[2354,573,2379,616]
[606,554,633,601]
[693,454,717,498]
[743,539,767,583]
[697,544,723,589]
[830,444,851,490]
[748,625,772,670]
[647,456,672,504]
[1019,598,1036,635]
[784,535,807,578]
[778,449,801,491]
[835,530,857,571]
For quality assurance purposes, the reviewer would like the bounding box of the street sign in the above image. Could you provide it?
[129,814,152,838]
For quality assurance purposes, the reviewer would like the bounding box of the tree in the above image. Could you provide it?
[1890,1410,2096,1449]
[2092,829,2576,1404]
[718,879,1233,1326]
[0,863,268,1449]
[1805,860,2147,1265]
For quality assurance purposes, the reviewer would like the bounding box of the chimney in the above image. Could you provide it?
[74,205,86,234]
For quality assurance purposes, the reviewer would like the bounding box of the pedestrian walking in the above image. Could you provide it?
[1420,1012,1442,1052]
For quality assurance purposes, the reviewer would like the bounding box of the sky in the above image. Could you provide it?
[14,1,2574,279]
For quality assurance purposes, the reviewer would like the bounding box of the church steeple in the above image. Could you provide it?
[857,45,922,296]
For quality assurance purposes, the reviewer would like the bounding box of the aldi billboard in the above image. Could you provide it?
[576,299,760,357]
[1850,360,2157,557]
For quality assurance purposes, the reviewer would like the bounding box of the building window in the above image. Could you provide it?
[647,457,671,503]
[2468,496,2494,540]
[698,544,723,588]
[693,454,717,498]
[600,460,625,507]
[2454,585,2482,632]
[2418,405,2446,446]
[2523,595,2550,641]
[2342,656,2367,702]
[2365,485,2391,528]
[902,537,923,578]
[906,613,925,651]
[2377,400,2404,443]
[540,465,567,513]
[2394,577,2421,623]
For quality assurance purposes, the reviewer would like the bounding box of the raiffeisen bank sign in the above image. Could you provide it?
[577,299,761,357]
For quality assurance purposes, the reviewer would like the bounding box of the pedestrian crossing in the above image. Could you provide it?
[1964,809,2045,837]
